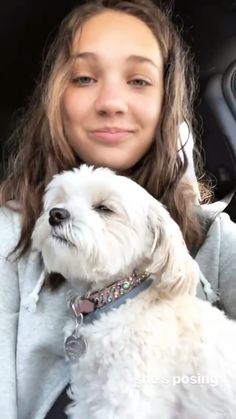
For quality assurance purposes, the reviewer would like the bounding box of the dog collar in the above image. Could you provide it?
[65,271,153,361]
[69,270,152,324]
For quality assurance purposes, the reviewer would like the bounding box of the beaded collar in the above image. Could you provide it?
[69,270,151,320]
[65,271,152,361]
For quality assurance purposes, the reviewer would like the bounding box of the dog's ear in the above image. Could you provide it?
[147,200,198,298]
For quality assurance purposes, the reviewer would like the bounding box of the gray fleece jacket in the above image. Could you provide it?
[0,204,236,419]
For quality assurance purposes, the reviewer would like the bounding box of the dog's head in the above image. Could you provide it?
[32,165,198,296]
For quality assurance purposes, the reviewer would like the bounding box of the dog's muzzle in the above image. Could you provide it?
[49,207,70,227]
[49,207,75,247]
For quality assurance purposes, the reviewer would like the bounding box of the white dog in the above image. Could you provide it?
[32,165,236,419]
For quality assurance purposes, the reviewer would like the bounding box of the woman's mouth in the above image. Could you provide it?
[89,128,134,144]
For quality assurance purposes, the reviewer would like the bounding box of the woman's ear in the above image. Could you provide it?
[147,200,198,298]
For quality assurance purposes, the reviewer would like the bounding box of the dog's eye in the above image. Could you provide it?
[93,204,114,214]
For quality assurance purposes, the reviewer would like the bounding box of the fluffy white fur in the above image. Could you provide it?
[32,165,236,419]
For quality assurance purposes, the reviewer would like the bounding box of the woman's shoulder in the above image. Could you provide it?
[200,192,236,236]
[218,211,236,234]
[0,202,22,253]
[216,212,236,256]
[201,205,236,242]
[196,205,236,317]
[196,204,236,269]
[207,211,236,319]
[0,202,21,226]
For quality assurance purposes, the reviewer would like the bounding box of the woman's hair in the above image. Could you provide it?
[0,0,205,260]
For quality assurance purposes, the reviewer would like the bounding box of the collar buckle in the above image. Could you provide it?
[72,298,95,317]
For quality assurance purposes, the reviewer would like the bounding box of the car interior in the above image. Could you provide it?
[0,0,236,220]
[173,0,236,221]
[0,1,235,417]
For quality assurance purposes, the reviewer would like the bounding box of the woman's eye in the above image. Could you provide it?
[93,204,114,214]
[129,79,151,87]
[72,76,96,86]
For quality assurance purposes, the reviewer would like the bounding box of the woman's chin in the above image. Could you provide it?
[79,155,140,172]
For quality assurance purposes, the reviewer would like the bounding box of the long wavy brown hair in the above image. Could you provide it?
[0,0,205,261]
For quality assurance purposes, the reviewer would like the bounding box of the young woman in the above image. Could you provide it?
[0,1,236,418]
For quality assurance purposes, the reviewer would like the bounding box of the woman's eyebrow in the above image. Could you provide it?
[127,55,160,71]
[72,52,98,61]
[72,52,160,71]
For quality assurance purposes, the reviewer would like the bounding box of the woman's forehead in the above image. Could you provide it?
[71,10,163,66]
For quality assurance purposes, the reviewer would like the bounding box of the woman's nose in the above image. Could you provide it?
[94,82,128,116]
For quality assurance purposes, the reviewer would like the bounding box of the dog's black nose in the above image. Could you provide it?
[49,208,70,226]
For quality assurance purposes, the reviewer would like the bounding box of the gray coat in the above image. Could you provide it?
[0,204,236,419]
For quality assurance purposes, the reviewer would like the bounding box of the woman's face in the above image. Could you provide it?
[62,11,164,171]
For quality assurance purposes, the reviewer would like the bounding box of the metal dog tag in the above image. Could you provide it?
[65,312,87,362]
[65,332,87,362]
